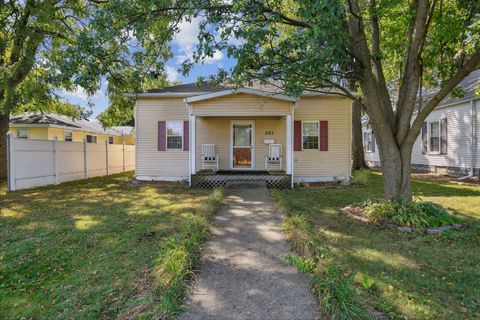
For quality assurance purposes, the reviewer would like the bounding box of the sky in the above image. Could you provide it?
[58,17,237,119]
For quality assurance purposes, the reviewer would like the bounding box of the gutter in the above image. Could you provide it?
[459,99,477,180]
[124,92,211,98]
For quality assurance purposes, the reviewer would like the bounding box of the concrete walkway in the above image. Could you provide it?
[178,184,318,320]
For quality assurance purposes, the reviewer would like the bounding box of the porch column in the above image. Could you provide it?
[190,113,196,175]
[286,114,292,174]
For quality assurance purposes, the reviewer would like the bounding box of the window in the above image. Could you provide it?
[16,129,28,139]
[364,131,375,152]
[428,121,440,153]
[302,121,319,150]
[64,131,73,142]
[86,135,97,143]
[109,136,114,144]
[166,121,183,149]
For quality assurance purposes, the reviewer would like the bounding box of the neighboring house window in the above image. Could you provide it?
[16,129,28,139]
[302,121,319,150]
[428,121,440,153]
[422,119,447,155]
[64,131,73,142]
[364,131,374,152]
[166,121,183,150]
[86,135,97,143]
[109,136,114,144]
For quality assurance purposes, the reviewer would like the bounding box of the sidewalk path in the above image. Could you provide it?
[178,185,318,320]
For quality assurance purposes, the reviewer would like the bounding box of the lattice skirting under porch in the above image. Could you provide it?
[191,174,291,189]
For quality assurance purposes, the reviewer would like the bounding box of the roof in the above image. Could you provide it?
[126,81,348,100]
[10,113,133,136]
[10,114,81,129]
[421,69,480,107]
[107,126,135,136]
[145,82,229,94]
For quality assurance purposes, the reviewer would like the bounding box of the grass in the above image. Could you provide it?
[273,171,480,319]
[0,173,223,319]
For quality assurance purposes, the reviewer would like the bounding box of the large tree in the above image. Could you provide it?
[0,0,89,178]
[0,0,181,178]
[180,0,480,200]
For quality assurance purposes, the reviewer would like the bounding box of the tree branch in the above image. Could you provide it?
[408,49,480,144]
[395,0,435,145]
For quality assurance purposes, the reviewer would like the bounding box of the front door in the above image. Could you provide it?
[231,121,254,169]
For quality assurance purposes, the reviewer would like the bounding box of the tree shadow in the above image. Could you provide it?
[272,171,480,319]
[0,173,212,319]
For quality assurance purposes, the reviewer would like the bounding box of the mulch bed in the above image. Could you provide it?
[341,205,462,235]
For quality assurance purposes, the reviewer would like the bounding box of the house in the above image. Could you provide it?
[128,83,353,187]
[9,113,135,145]
[364,70,480,177]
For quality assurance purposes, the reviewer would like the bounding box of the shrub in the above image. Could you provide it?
[363,198,455,228]
[351,169,369,185]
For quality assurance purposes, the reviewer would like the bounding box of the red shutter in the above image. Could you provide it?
[158,121,166,151]
[294,121,302,151]
[183,120,189,151]
[320,121,328,151]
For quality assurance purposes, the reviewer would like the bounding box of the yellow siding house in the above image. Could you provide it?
[129,83,352,187]
[10,114,135,145]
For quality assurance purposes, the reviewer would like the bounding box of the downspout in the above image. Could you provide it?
[459,99,476,180]
[186,103,192,187]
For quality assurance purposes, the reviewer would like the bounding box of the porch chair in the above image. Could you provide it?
[201,144,219,171]
[265,144,282,171]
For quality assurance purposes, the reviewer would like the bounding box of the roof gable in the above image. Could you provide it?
[184,88,297,103]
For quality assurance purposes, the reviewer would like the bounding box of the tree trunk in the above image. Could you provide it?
[376,137,413,201]
[352,100,367,170]
[0,112,9,179]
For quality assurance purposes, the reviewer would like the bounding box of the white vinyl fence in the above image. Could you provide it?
[6,133,135,191]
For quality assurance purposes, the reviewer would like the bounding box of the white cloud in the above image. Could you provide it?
[173,17,225,65]
[60,87,105,102]
[173,17,202,63]
[165,65,179,82]
[204,50,224,64]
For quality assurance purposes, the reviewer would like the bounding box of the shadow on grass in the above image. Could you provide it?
[273,170,480,319]
[0,173,212,319]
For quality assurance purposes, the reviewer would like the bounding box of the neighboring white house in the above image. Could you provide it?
[129,82,353,187]
[363,70,480,177]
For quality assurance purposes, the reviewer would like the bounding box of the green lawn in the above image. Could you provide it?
[272,171,480,319]
[0,173,222,319]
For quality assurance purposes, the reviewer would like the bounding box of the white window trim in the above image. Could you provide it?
[301,120,320,151]
[64,130,73,141]
[166,120,183,150]
[365,131,374,153]
[16,128,29,139]
[427,120,441,155]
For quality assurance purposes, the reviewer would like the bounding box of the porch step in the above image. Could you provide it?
[226,181,267,189]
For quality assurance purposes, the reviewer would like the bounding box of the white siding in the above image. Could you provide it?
[363,99,480,172]
[135,98,189,180]
[411,100,479,170]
